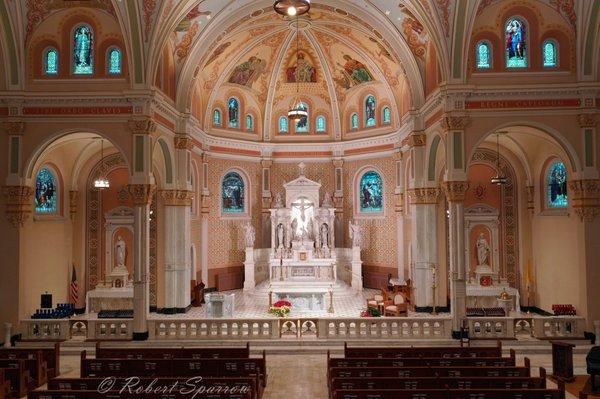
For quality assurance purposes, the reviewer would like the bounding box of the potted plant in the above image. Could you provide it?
[269,300,292,317]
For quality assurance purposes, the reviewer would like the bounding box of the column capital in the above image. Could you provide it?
[332,158,344,168]
[261,159,273,168]
[128,118,156,135]
[441,115,469,132]
[578,114,597,128]
[128,184,156,206]
[442,181,469,202]
[402,132,426,148]
[2,185,33,227]
[160,189,193,206]
[568,179,600,222]
[395,192,405,213]
[3,121,25,135]
[406,187,440,204]
[174,135,194,150]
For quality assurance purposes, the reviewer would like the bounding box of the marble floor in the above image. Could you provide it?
[36,349,591,399]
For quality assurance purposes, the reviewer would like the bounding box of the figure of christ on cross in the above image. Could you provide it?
[291,197,313,223]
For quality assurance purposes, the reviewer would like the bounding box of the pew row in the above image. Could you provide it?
[28,390,252,399]
[331,388,564,399]
[328,364,532,379]
[0,359,31,398]
[95,342,250,359]
[0,369,9,399]
[344,341,503,358]
[0,343,60,379]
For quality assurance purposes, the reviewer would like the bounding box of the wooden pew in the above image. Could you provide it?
[332,388,564,399]
[0,369,9,399]
[95,342,250,359]
[328,364,531,379]
[344,341,503,358]
[0,349,48,387]
[0,343,60,378]
[80,351,267,387]
[0,359,31,398]
[28,389,253,399]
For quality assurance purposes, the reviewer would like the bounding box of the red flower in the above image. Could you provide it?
[273,300,292,308]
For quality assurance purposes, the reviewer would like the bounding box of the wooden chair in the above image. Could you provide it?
[366,289,388,312]
[384,292,408,316]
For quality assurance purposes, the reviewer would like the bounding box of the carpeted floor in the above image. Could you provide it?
[565,376,600,398]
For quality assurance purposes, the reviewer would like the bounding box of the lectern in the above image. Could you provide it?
[551,341,575,382]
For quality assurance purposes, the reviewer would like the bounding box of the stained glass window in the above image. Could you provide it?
[359,170,383,213]
[316,116,326,133]
[476,41,491,69]
[108,48,121,74]
[295,102,309,133]
[222,171,245,213]
[546,160,568,208]
[383,107,391,124]
[543,40,557,68]
[45,48,58,75]
[279,116,288,133]
[228,98,239,128]
[213,109,221,125]
[351,113,359,130]
[365,95,376,127]
[246,115,253,132]
[35,167,58,214]
[73,25,93,74]
[505,18,527,68]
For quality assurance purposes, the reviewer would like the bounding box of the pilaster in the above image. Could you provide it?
[2,186,33,227]
[568,179,600,223]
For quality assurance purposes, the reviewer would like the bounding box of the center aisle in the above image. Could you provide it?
[262,354,328,399]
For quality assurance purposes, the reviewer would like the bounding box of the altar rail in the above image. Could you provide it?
[19,315,586,341]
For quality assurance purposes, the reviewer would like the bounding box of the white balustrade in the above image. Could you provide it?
[533,316,586,339]
[468,317,514,339]
[148,319,279,340]
[20,319,71,341]
[87,319,132,340]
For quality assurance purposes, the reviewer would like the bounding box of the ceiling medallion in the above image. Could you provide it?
[274,0,310,17]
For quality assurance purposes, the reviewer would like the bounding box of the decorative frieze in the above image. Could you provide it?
[406,187,440,204]
[69,191,78,220]
[578,114,597,128]
[440,115,469,132]
[174,135,194,150]
[160,190,193,207]
[3,121,25,135]
[128,184,156,206]
[402,132,426,148]
[2,186,33,227]
[395,192,405,213]
[568,179,600,222]
[442,181,469,202]
[128,118,156,135]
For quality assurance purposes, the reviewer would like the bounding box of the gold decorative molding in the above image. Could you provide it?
[568,179,600,222]
[2,186,33,227]
[406,187,440,204]
[526,186,534,214]
[3,121,25,135]
[402,132,426,148]
[440,115,469,132]
[128,118,156,135]
[160,189,193,206]
[442,181,470,202]
[69,191,78,220]
[174,135,194,150]
[578,114,597,128]
[127,184,156,206]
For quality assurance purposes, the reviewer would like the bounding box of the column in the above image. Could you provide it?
[161,190,193,313]
[200,154,210,287]
[128,184,155,340]
[261,159,273,248]
[394,151,405,280]
[332,157,344,248]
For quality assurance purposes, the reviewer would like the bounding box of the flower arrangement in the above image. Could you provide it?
[360,307,382,317]
[269,300,292,317]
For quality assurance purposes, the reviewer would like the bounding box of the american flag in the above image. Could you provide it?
[70,265,79,304]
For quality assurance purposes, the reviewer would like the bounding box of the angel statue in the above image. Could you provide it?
[349,221,362,248]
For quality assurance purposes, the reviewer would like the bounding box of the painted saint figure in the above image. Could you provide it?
[336,54,373,88]
[74,25,93,73]
[228,56,266,87]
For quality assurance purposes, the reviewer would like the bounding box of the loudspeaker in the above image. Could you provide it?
[41,293,52,309]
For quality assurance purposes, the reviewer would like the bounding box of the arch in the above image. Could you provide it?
[542,157,569,209]
[33,164,61,215]
[294,101,309,133]
[427,134,443,181]
[245,114,254,133]
[350,113,359,130]
[43,47,59,75]
[278,116,289,134]
[221,168,250,218]
[364,95,377,127]
[354,166,384,217]
[504,16,528,69]
[227,97,240,128]
[541,39,558,68]
[316,115,326,133]
[106,46,122,75]
[155,138,174,185]
[382,106,391,125]
[72,23,94,74]
[467,122,581,174]
[190,159,199,217]
[475,40,492,69]
[213,108,222,126]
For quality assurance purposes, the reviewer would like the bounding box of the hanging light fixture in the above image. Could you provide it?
[490,131,508,186]
[287,14,308,122]
[93,138,110,189]
[274,0,310,17]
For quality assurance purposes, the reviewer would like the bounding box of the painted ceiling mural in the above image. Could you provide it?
[477,0,576,31]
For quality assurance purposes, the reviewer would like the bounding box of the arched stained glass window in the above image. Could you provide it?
[505,17,527,68]
[222,171,245,213]
[107,48,121,74]
[35,167,58,214]
[316,115,326,133]
[213,109,222,125]
[228,98,240,128]
[543,40,557,68]
[546,160,568,208]
[73,24,93,74]
[246,114,253,132]
[44,48,58,75]
[359,170,383,213]
[279,116,288,133]
[351,113,359,130]
[365,95,376,127]
[295,102,309,133]
[382,107,391,124]
[476,41,491,69]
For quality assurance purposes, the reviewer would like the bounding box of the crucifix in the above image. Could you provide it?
[291,197,313,223]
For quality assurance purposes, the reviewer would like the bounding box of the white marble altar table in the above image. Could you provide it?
[466,284,521,312]
[272,287,330,314]
[85,287,133,313]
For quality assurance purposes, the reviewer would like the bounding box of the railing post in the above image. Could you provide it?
[3,323,12,347]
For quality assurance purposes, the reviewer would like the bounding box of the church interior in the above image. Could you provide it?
[0,0,599,398]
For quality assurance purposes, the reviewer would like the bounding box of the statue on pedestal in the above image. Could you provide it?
[349,221,362,248]
[322,192,333,208]
[243,222,256,248]
[476,233,490,266]
[274,192,284,208]
[276,223,285,249]
[320,223,329,248]
[115,236,127,267]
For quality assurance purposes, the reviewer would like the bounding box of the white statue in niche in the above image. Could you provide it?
[322,192,333,208]
[274,192,284,208]
[276,223,285,249]
[476,233,490,266]
[243,222,255,248]
[115,235,127,267]
[320,223,329,248]
[291,218,298,241]
[349,221,362,248]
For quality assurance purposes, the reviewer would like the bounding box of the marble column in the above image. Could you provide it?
[3,323,12,348]
[128,184,155,340]
[407,188,440,308]
[442,181,469,332]
[333,158,344,248]
[161,190,193,313]
[200,155,210,286]
[261,159,272,248]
